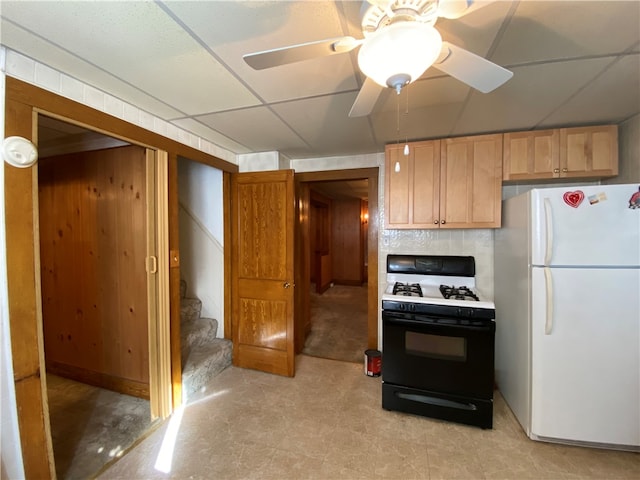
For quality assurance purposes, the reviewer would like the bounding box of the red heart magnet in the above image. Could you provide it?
[563,190,585,208]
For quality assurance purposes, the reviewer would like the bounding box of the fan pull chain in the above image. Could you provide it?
[403,84,409,156]
[395,89,401,173]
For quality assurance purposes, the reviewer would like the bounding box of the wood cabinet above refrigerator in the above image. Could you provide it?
[503,125,618,181]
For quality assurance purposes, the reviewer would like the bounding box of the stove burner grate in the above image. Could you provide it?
[439,285,479,301]
[393,282,423,297]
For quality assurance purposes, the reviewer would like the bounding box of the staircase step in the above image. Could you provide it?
[180,279,187,299]
[182,339,233,400]
[180,318,219,362]
[180,298,202,324]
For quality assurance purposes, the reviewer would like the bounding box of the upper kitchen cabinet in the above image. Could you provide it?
[503,129,559,181]
[560,125,618,179]
[385,140,441,229]
[384,134,503,229]
[441,134,503,229]
[503,125,618,181]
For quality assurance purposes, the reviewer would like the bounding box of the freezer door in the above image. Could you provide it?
[531,267,640,447]
[531,184,640,267]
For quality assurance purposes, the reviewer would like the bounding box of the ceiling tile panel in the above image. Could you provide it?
[1,1,261,115]
[452,57,613,135]
[371,102,466,145]
[171,118,252,154]
[434,1,516,57]
[492,1,640,66]
[0,19,184,119]
[163,0,360,102]
[196,106,309,153]
[540,54,640,127]
[271,91,378,157]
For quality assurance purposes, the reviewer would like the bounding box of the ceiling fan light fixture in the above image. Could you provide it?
[357,22,443,90]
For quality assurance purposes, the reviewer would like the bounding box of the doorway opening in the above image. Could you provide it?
[36,115,164,478]
[296,169,378,365]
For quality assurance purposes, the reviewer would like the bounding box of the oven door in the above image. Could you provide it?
[382,310,495,399]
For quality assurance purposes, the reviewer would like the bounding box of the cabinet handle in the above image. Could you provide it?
[441,220,446,225]
[434,220,439,225]
[553,168,559,173]
[562,168,568,173]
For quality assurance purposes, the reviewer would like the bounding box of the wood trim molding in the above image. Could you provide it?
[294,167,379,349]
[6,77,239,173]
[4,97,55,479]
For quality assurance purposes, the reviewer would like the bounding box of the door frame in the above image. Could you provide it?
[3,77,238,479]
[294,168,379,352]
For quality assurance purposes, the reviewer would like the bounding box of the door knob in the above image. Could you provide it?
[283,282,292,289]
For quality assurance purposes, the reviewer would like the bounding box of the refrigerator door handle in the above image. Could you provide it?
[543,198,554,265]
[544,267,554,335]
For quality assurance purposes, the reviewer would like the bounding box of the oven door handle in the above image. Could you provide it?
[383,314,494,333]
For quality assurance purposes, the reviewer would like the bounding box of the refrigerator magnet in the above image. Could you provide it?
[628,186,640,209]
[588,192,607,205]
[563,190,584,208]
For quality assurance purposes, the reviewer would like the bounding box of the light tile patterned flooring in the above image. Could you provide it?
[100,355,639,479]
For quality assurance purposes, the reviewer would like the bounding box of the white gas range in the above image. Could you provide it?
[382,256,495,320]
[381,254,496,429]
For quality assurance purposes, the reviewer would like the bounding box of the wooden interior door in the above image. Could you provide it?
[231,170,295,377]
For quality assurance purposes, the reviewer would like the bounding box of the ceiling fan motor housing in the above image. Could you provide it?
[361,0,440,34]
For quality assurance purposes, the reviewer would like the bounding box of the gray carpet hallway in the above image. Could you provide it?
[46,374,154,480]
[302,283,369,364]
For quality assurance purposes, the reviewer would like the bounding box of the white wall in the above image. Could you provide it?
[604,114,640,185]
[178,160,224,335]
[0,47,26,480]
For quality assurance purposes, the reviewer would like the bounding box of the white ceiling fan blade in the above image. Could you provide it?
[437,0,493,19]
[349,77,384,117]
[244,36,361,70]
[433,41,513,93]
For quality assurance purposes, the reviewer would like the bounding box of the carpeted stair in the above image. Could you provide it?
[180,279,232,400]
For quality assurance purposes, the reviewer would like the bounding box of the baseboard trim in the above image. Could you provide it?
[46,361,150,400]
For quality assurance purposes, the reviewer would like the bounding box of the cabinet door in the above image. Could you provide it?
[503,130,559,180]
[560,125,618,178]
[385,141,440,229]
[441,134,503,229]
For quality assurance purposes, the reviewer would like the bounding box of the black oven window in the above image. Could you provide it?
[405,331,467,362]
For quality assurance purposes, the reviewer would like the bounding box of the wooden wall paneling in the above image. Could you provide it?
[361,200,368,282]
[331,198,363,285]
[293,181,310,353]
[4,98,55,479]
[366,175,378,350]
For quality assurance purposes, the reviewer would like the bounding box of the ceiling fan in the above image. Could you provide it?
[243,0,513,117]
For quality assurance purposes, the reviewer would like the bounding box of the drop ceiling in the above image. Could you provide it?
[1,1,639,161]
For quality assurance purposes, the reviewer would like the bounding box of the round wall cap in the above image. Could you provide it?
[2,136,38,168]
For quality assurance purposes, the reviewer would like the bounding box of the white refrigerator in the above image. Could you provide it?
[495,183,640,450]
